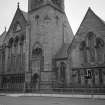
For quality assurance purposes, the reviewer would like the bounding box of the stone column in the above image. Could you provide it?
[4,45,9,72]
[24,24,31,92]
[66,60,71,87]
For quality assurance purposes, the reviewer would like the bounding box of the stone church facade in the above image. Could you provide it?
[0,0,105,93]
[68,8,105,91]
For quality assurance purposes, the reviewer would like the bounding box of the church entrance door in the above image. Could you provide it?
[31,47,43,90]
[31,58,41,90]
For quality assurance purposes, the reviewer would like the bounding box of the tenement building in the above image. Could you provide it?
[0,0,105,93]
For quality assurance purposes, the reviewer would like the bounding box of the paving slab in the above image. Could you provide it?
[0,93,105,99]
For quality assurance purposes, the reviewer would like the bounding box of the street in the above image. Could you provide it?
[0,96,105,105]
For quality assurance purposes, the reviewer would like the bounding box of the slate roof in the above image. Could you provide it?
[68,7,105,54]
[55,43,69,59]
[0,31,7,45]
[88,7,105,26]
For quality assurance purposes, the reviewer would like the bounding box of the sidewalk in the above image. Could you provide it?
[0,93,105,99]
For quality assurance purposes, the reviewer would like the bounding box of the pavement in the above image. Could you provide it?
[0,93,105,99]
[0,95,105,105]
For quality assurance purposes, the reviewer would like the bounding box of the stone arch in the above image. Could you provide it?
[87,32,95,39]
[20,35,25,41]
[8,37,14,48]
[31,42,44,85]
[13,21,21,32]
[32,42,43,56]
[87,32,96,47]
[20,35,25,45]
[8,37,14,56]
[86,32,97,64]
[19,35,25,71]
[31,73,39,83]
[32,47,43,56]
[59,62,66,82]
[32,42,43,49]
[96,37,105,64]
[79,41,86,50]
[2,43,6,49]
[7,38,14,72]
[96,37,104,48]
[14,36,19,47]
[31,73,40,89]
[55,61,66,87]
[79,40,87,64]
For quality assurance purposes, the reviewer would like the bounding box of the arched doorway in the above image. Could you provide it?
[60,62,66,83]
[31,45,43,90]
[57,62,66,88]
[31,73,39,89]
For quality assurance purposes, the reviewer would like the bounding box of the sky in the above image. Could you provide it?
[0,0,105,35]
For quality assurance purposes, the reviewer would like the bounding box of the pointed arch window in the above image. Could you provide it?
[88,32,94,39]
[87,32,96,63]
[35,15,40,24]
[14,36,19,70]
[96,37,104,64]
[20,35,25,45]
[20,35,25,71]
[87,32,96,46]
[96,37,104,48]
[14,36,19,47]
[59,62,66,82]
[8,38,14,71]
[8,38,14,48]
[8,38,14,58]
[80,41,86,50]
[32,47,42,56]
[13,21,22,32]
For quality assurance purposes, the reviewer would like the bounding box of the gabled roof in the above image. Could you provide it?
[86,7,105,25]
[55,43,69,59]
[4,7,28,41]
[68,7,105,54]
[0,30,7,45]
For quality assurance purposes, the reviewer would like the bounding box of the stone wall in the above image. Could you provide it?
[29,5,73,88]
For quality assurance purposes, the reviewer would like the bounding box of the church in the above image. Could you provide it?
[0,0,105,93]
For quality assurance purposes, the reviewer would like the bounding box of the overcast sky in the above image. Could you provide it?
[0,0,105,35]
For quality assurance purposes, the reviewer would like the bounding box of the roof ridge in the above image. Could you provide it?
[87,7,105,25]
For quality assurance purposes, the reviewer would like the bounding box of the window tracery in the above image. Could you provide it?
[96,37,104,48]
[35,15,40,24]
[80,32,105,65]
[87,32,96,63]
[59,62,66,82]
[32,47,42,56]
[13,21,22,32]
[14,36,19,47]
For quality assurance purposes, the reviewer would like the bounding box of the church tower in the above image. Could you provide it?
[27,0,73,89]
[28,0,64,12]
